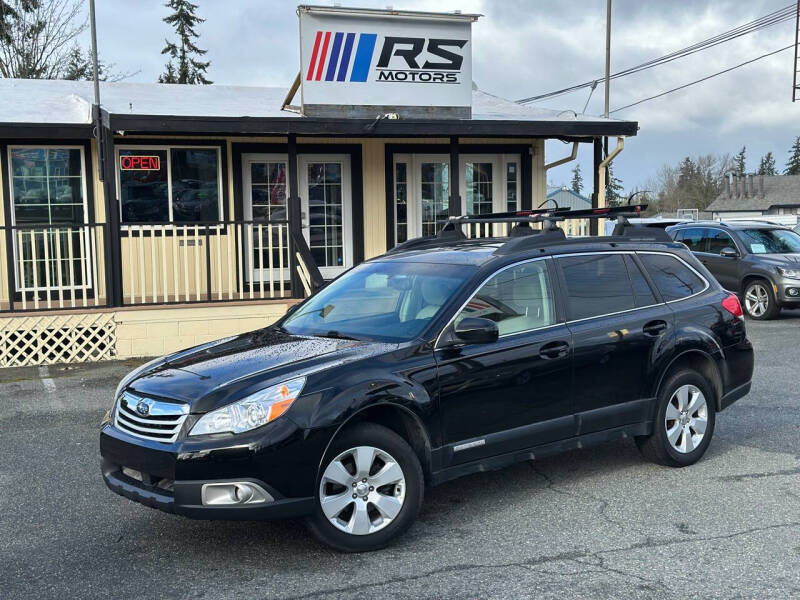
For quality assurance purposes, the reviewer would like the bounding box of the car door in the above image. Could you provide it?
[435,257,574,465]
[698,228,741,291]
[556,252,670,434]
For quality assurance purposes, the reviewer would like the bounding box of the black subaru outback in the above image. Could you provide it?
[100,206,754,552]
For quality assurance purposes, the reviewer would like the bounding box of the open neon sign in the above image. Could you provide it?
[120,155,161,171]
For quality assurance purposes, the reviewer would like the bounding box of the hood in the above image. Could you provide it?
[749,253,800,267]
[125,328,396,413]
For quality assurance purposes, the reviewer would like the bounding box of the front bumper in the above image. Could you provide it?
[100,419,324,520]
[777,278,800,305]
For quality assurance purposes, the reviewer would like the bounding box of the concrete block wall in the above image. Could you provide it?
[114,301,297,358]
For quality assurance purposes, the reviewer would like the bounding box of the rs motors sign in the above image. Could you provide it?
[298,6,479,118]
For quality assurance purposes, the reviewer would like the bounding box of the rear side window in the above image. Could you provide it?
[623,255,657,307]
[558,254,635,320]
[638,253,706,301]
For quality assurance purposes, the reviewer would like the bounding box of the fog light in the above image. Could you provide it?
[788,288,799,297]
[201,482,273,505]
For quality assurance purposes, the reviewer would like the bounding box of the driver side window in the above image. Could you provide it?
[455,260,556,336]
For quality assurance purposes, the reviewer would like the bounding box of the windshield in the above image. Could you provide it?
[281,261,476,342]
[738,229,800,254]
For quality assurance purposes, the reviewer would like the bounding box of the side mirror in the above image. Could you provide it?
[720,247,739,258]
[453,317,499,345]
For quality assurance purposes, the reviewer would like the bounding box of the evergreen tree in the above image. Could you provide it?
[734,146,747,175]
[785,136,800,176]
[757,152,777,176]
[605,162,624,207]
[159,0,211,84]
[570,164,583,194]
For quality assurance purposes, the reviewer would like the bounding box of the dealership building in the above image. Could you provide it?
[0,5,637,366]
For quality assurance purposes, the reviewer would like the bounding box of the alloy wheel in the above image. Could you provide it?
[319,445,406,535]
[744,284,769,317]
[665,384,708,454]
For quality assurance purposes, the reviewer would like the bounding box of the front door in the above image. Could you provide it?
[241,154,290,286]
[299,155,353,279]
[700,228,741,291]
[436,258,574,465]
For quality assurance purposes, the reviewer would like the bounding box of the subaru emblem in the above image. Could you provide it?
[136,399,150,416]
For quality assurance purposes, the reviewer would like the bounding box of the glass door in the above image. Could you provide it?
[393,154,450,245]
[242,154,290,284]
[299,155,353,280]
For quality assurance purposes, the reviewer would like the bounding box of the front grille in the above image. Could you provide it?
[114,391,189,443]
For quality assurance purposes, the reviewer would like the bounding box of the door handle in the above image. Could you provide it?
[643,320,668,337]
[539,340,569,359]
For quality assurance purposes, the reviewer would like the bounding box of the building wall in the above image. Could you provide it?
[0,134,553,366]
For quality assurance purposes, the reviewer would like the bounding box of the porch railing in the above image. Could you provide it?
[3,223,109,312]
[1,219,324,313]
[121,219,298,306]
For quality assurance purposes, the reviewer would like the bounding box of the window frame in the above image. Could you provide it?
[7,144,90,227]
[6,145,93,294]
[115,144,224,226]
[436,256,562,347]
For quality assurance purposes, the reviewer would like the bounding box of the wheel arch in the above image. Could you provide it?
[741,273,774,294]
[654,349,724,412]
[317,402,433,483]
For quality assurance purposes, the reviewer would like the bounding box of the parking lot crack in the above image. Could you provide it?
[529,463,628,531]
[274,520,800,600]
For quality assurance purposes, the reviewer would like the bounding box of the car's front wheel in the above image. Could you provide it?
[743,279,779,320]
[636,368,716,467]
[306,423,424,552]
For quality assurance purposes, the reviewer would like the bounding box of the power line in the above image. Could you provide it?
[517,4,797,104]
[609,45,794,113]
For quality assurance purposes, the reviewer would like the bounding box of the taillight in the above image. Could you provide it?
[721,293,743,319]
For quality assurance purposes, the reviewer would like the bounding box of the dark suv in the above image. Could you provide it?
[667,221,800,319]
[100,207,754,552]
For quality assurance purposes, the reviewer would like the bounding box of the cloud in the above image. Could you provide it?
[83,0,800,189]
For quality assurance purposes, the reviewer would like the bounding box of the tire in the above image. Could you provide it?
[743,279,779,320]
[306,422,424,552]
[636,369,716,467]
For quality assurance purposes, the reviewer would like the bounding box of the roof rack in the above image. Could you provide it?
[385,203,674,256]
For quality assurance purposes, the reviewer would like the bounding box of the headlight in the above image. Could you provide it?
[778,267,800,280]
[189,377,306,436]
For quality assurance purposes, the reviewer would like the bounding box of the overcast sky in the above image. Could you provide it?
[85,0,800,192]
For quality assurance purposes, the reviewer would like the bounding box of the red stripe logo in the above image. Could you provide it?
[306,31,323,80]
[315,31,331,81]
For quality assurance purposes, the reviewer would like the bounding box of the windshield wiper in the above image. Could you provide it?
[317,330,362,341]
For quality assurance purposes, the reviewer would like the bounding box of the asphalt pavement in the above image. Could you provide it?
[1,311,799,599]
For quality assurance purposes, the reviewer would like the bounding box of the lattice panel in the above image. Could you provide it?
[0,313,117,367]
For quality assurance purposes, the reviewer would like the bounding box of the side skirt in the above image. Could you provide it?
[429,422,652,487]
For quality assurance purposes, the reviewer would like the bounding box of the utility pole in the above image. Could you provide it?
[89,0,104,180]
[602,0,611,205]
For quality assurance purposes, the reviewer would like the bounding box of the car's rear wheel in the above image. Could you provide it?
[743,279,779,320]
[306,423,423,552]
[636,369,716,467]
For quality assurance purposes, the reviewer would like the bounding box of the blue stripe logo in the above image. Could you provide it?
[309,31,377,83]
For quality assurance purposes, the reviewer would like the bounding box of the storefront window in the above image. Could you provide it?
[10,147,86,224]
[119,147,221,223]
